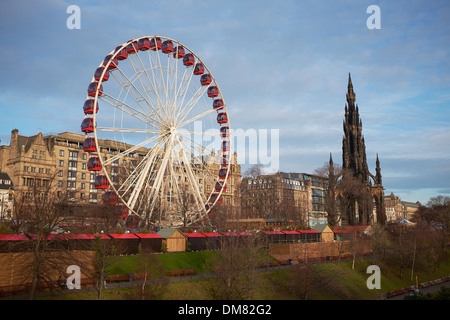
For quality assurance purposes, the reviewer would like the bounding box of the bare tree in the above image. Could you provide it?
[125,246,169,300]
[314,160,342,228]
[203,233,266,299]
[11,176,90,299]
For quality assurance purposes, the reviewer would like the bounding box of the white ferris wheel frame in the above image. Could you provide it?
[85,35,231,227]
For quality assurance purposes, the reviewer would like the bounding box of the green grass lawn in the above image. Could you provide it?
[106,250,218,275]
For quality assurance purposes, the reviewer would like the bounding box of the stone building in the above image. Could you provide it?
[241,172,327,227]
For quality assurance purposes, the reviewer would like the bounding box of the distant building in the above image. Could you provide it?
[241,172,327,227]
[401,201,420,221]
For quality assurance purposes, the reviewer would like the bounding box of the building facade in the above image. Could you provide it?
[241,172,328,227]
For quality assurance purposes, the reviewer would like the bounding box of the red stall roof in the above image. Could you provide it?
[0,234,29,241]
[282,231,301,235]
[220,232,239,236]
[109,233,139,239]
[202,232,223,237]
[134,233,163,239]
[184,232,206,238]
[297,230,320,234]
[47,233,110,240]
[262,230,284,235]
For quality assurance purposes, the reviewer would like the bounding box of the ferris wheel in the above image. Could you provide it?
[81,36,231,228]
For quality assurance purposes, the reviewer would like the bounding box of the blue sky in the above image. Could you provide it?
[0,0,449,204]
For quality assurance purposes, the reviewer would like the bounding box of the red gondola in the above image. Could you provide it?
[138,38,150,51]
[200,74,212,86]
[183,53,195,66]
[103,54,118,70]
[95,174,108,189]
[127,40,139,54]
[217,112,227,124]
[221,155,229,166]
[150,37,162,51]
[215,181,226,192]
[94,66,109,82]
[102,191,118,205]
[173,46,185,59]
[126,214,139,229]
[114,45,128,60]
[81,117,94,133]
[87,156,101,171]
[222,140,230,152]
[219,168,228,179]
[83,99,99,114]
[83,137,97,152]
[193,63,204,75]
[162,40,174,53]
[208,86,219,98]
[87,81,103,97]
[220,126,229,137]
[210,193,222,204]
[213,99,224,110]
[114,204,129,219]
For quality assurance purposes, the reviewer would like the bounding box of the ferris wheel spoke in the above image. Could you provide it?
[175,136,207,214]
[127,140,162,212]
[118,145,160,196]
[97,127,160,134]
[111,64,170,127]
[172,66,195,124]
[177,136,223,187]
[134,49,170,123]
[99,93,163,128]
[142,48,173,125]
[127,54,162,118]
[174,85,208,125]
[103,133,162,167]
[142,134,175,219]
[177,108,216,129]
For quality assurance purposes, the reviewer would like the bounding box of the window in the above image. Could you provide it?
[81,173,86,179]
[58,170,63,177]
[81,182,85,189]
[68,161,77,168]
[60,150,64,157]
[59,160,64,167]
[82,153,87,160]
[69,151,78,158]
[58,181,63,187]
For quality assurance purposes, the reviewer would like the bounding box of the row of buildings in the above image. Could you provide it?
[0,128,418,228]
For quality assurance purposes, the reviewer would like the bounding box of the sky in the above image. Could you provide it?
[0,0,449,204]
